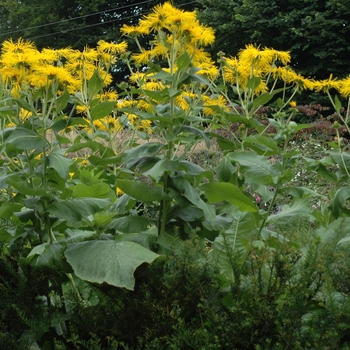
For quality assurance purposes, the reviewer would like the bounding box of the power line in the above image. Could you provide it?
[24,1,199,41]
[0,0,156,37]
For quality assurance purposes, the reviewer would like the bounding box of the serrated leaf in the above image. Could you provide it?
[65,240,159,290]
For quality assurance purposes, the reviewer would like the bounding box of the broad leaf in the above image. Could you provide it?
[5,128,48,150]
[48,149,74,179]
[72,183,116,201]
[329,186,350,219]
[91,101,116,121]
[27,242,65,267]
[115,179,165,203]
[108,216,150,233]
[65,240,159,290]
[267,197,314,224]
[229,151,279,185]
[201,182,257,212]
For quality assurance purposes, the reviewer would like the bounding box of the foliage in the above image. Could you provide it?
[1,2,350,349]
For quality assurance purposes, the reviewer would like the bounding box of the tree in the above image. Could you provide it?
[197,0,350,80]
[0,0,199,50]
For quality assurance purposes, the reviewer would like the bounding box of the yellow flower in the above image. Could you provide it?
[120,24,149,37]
[69,172,75,179]
[97,40,128,54]
[116,187,124,196]
[290,101,297,108]
[311,74,341,93]
[338,77,350,98]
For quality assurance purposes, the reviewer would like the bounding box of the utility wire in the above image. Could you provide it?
[0,0,156,37]
[23,1,198,41]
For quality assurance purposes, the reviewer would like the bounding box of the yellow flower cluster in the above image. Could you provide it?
[121,2,218,79]
[0,38,127,97]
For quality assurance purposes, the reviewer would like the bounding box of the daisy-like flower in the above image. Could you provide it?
[311,74,341,93]
[337,76,350,98]
[97,40,128,55]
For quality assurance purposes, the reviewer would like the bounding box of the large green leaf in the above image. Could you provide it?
[108,216,150,233]
[144,159,179,182]
[212,210,256,282]
[48,149,74,179]
[72,183,116,201]
[201,182,257,212]
[88,70,104,97]
[243,135,280,156]
[172,177,217,226]
[266,197,314,224]
[49,198,111,224]
[121,142,164,168]
[91,101,116,121]
[27,242,65,267]
[5,127,48,150]
[65,240,159,290]
[215,156,236,182]
[329,186,350,219]
[115,179,165,203]
[229,151,279,185]
[56,88,70,114]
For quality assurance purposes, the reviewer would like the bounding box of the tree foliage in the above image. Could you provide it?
[0,0,198,50]
[197,0,350,80]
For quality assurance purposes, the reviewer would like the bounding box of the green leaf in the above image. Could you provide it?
[56,88,70,114]
[72,183,116,201]
[115,227,158,250]
[121,142,163,167]
[49,198,111,224]
[267,197,314,224]
[247,76,262,91]
[172,177,217,226]
[330,186,350,219]
[174,125,210,148]
[88,70,104,97]
[228,151,280,185]
[243,135,280,156]
[108,216,150,233]
[90,101,116,121]
[27,242,65,267]
[212,210,256,282]
[6,177,47,196]
[0,202,23,219]
[201,182,257,212]
[143,159,179,182]
[65,240,159,290]
[328,150,350,170]
[48,150,74,179]
[177,51,191,70]
[334,94,342,113]
[5,127,48,150]
[215,156,236,182]
[252,92,274,110]
[115,179,165,203]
